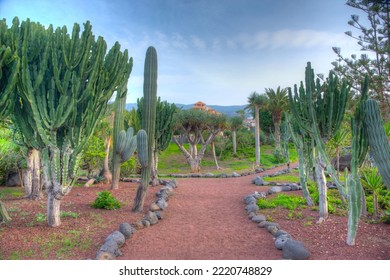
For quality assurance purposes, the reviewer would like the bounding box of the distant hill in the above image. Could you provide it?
[125,103,248,117]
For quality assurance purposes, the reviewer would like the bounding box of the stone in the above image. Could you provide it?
[244,196,257,205]
[254,177,264,186]
[98,238,122,257]
[157,199,168,210]
[258,221,280,229]
[253,192,267,199]
[282,239,310,260]
[160,186,174,196]
[331,154,351,171]
[290,183,299,191]
[282,185,292,191]
[156,190,169,201]
[275,235,291,250]
[144,211,158,225]
[274,229,291,239]
[205,173,214,178]
[105,231,125,247]
[248,212,256,219]
[267,225,279,236]
[232,172,241,177]
[155,211,164,220]
[252,214,266,223]
[245,203,259,214]
[267,186,283,195]
[150,202,160,212]
[142,220,151,228]
[95,251,115,260]
[119,223,136,239]
[133,221,144,230]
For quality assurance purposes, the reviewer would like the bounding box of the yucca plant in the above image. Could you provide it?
[360,167,385,219]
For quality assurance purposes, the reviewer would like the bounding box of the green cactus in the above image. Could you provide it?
[364,99,390,190]
[289,62,350,221]
[346,76,369,245]
[137,129,148,167]
[8,17,132,227]
[133,46,158,212]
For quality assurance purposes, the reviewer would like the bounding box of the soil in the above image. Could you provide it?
[0,164,389,260]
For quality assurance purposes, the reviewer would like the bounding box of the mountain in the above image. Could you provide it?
[125,103,248,117]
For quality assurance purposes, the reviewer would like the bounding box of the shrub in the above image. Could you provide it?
[91,190,121,210]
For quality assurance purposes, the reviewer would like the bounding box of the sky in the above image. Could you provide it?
[0,0,367,106]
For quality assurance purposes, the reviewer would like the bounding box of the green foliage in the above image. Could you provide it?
[272,148,285,164]
[257,194,307,210]
[91,190,121,210]
[120,157,137,177]
[81,136,106,177]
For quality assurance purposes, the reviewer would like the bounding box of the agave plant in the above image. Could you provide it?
[360,167,385,219]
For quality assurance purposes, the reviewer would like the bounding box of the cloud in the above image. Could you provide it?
[190,35,206,49]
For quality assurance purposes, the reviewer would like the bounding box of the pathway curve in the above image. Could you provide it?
[118,164,296,260]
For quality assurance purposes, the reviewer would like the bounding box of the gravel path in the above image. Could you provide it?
[118,164,294,260]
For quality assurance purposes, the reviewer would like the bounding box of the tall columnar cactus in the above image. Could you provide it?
[111,84,128,189]
[9,17,132,227]
[288,62,350,221]
[346,76,369,245]
[0,18,20,118]
[133,46,157,212]
[364,99,390,190]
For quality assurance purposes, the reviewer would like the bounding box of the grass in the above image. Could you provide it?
[0,187,24,198]
[257,193,307,210]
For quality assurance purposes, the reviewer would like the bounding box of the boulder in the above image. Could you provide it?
[282,239,310,260]
[252,214,266,223]
[274,229,291,239]
[244,196,257,205]
[119,223,136,239]
[97,238,122,258]
[144,211,158,225]
[267,186,283,195]
[245,203,259,214]
[105,231,125,247]
[275,234,291,250]
[253,176,265,186]
[133,221,144,230]
[282,185,292,191]
[290,183,300,191]
[232,172,241,177]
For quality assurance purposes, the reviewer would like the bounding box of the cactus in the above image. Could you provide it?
[364,99,390,190]
[111,83,128,189]
[346,76,369,245]
[8,17,132,227]
[289,62,350,221]
[133,46,157,212]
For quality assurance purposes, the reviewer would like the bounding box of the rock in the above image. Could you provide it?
[253,176,264,186]
[5,171,20,187]
[144,211,158,225]
[119,223,136,239]
[142,220,151,228]
[156,190,170,201]
[282,185,292,191]
[262,182,270,186]
[255,168,265,173]
[105,231,125,247]
[156,199,168,210]
[205,173,214,178]
[252,214,266,223]
[274,229,291,239]
[282,239,310,260]
[258,221,280,229]
[253,192,267,199]
[327,182,337,189]
[248,212,256,219]
[267,225,279,236]
[290,183,299,191]
[97,238,122,258]
[245,203,259,214]
[160,186,174,197]
[150,202,161,212]
[267,186,283,195]
[244,196,257,205]
[155,211,164,220]
[232,172,241,177]
[133,221,144,230]
[275,235,291,250]
[331,154,351,171]
[95,251,115,260]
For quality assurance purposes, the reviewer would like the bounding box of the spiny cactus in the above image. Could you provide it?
[9,17,132,227]
[364,98,390,190]
[133,46,157,212]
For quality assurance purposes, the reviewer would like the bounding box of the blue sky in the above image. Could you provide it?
[0,0,365,106]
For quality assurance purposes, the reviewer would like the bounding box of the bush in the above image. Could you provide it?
[91,190,121,210]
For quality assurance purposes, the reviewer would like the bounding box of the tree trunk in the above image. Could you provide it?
[151,150,159,187]
[232,130,237,155]
[23,149,42,200]
[211,141,220,170]
[102,137,112,184]
[0,200,11,223]
[132,169,149,212]
[254,106,261,167]
[315,156,328,222]
[47,191,61,227]
[111,156,121,190]
[274,120,281,149]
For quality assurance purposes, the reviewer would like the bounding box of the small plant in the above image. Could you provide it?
[35,212,46,223]
[60,211,79,218]
[91,190,121,210]
[257,194,307,210]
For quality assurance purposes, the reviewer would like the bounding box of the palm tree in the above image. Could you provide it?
[265,86,289,149]
[361,167,385,219]
[246,92,268,167]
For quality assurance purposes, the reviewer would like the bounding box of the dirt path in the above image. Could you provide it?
[118,164,295,260]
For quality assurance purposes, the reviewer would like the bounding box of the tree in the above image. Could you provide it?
[332,0,390,116]
[7,18,132,227]
[246,92,268,167]
[229,116,243,155]
[361,167,385,219]
[172,109,228,173]
[265,86,289,149]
